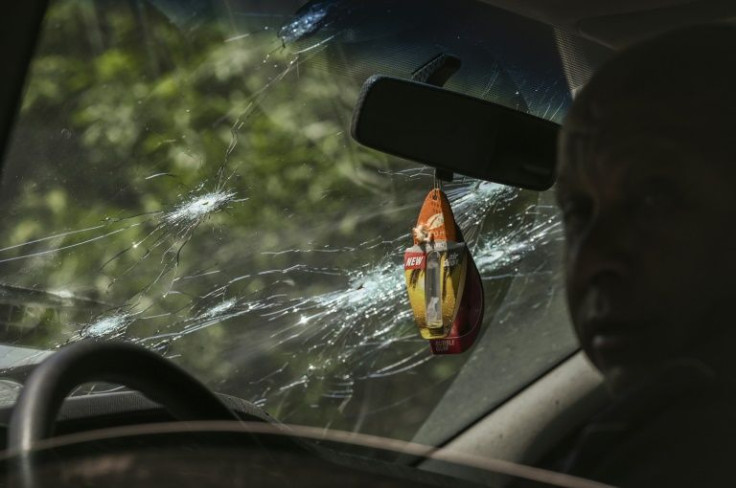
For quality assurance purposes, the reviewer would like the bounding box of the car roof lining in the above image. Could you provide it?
[478,0,736,48]
[477,0,695,26]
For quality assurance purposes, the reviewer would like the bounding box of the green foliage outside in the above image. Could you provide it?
[0,0,481,439]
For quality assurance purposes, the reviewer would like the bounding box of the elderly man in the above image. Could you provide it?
[554,24,736,486]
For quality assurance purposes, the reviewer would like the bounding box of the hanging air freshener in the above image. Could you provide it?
[404,185,468,340]
[403,181,485,354]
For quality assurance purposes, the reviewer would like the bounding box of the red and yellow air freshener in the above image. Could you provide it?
[404,188,468,340]
[404,186,485,354]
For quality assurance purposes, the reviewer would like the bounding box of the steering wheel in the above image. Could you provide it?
[7,340,240,452]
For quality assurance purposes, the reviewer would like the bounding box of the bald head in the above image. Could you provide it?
[562,24,736,172]
[556,24,736,393]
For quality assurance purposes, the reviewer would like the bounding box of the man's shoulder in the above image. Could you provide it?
[609,388,736,485]
[566,364,736,486]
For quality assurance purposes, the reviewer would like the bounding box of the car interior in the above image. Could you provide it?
[0,0,733,486]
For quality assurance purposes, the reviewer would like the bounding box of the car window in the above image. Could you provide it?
[0,0,577,442]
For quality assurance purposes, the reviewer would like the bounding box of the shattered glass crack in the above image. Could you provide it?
[0,0,572,439]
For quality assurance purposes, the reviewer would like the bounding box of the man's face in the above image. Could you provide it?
[557,126,736,392]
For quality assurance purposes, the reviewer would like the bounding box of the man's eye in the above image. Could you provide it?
[560,198,593,229]
[630,183,678,216]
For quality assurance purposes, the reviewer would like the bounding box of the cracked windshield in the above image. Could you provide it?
[0,0,577,440]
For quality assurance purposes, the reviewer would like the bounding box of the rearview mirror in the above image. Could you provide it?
[351,76,559,191]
